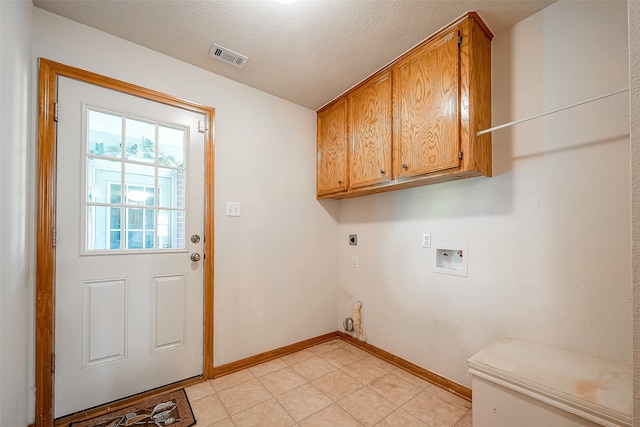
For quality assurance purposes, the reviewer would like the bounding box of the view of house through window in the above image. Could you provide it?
[84,108,187,252]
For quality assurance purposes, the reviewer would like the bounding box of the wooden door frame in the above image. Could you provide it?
[35,58,215,426]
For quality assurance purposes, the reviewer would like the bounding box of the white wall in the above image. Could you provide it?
[31,7,339,368]
[0,1,33,426]
[338,0,631,389]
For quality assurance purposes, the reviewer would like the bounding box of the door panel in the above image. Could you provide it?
[54,76,205,417]
[82,278,127,368]
[151,274,187,351]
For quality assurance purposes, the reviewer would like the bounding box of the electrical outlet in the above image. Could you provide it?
[422,233,431,248]
[352,256,358,268]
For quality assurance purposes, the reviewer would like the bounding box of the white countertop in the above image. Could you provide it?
[467,338,631,427]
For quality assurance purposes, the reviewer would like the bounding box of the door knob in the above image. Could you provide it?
[190,234,201,244]
[190,253,201,262]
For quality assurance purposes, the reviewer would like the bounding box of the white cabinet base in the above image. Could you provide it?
[472,376,601,427]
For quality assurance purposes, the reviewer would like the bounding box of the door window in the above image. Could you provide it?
[84,107,187,253]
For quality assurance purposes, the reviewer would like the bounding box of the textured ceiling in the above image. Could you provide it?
[33,0,555,110]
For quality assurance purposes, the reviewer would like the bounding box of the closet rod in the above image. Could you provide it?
[477,88,629,137]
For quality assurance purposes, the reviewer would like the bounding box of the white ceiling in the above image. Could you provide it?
[33,0,555,110]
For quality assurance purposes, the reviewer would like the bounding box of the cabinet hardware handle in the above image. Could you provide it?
[380,170,386,175]
[338,180,343,185]
[402,164,408,170]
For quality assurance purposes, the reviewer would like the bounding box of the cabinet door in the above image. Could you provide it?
[395,29,460,179]
[349,71,392,189]
[317,98,348,196]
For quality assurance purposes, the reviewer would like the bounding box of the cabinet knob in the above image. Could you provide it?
[402,164,408,170]
[338,180,343,185]
[379,170,386,176]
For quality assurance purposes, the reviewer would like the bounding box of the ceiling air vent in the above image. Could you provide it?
[209,43,249,69]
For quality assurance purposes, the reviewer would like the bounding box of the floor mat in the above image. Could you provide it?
[68,389,195,427]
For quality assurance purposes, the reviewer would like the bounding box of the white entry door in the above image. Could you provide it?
[54,76,205,417]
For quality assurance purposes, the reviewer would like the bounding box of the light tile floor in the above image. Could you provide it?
[185,339,472,427]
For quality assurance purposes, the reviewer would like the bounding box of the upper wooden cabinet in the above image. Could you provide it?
[349,71,392,190]
[394,29,460,179]
[316,98,348,196]
[316,12,493,199]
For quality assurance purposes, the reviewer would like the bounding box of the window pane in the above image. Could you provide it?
[125,185,146,205]
[109,231,121,250]
[87,159,121,203]
[158,125,185,167]
[125,118,155,163]
[145,187,155,206]
[145,231,155,249]
[145,209,155,227]
[87,206,121,250]
[88,110,122,158]
[110,207,121,229]
[157,209,184,249]
[109,184,122,204]
[127,208,143,229]
[125,164,155,205]
[127,231,143,249]
[158,168,184,209]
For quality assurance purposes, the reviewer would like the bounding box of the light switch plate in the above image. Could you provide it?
[225,201,240,217]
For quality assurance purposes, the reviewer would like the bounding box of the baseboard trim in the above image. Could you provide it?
[337,332,472,401]
[212,331,340,378]
[212,330,471,402]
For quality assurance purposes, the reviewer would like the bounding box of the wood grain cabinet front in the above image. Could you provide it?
[348,71,393,190]
[394,29,460,179]
[316,12,493,199]
[316,98,348,196]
